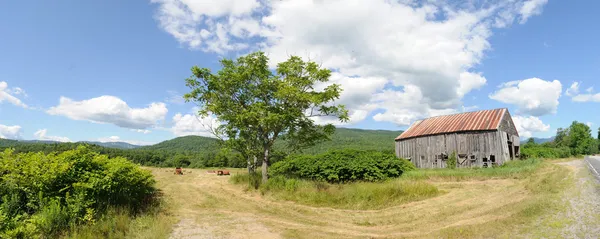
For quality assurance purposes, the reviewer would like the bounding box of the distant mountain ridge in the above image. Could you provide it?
[1,127,404,154]
[0,139,141,149]
[521,137,555,144]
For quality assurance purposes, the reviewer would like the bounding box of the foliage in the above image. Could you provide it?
[0,127,405,170]
[270,149,415,183]
[0,147,157,238]
[521,146,572,159]
[183,51,349,182]
[522,121,599,159]
[447,152,457,169]
[553,121,598,156]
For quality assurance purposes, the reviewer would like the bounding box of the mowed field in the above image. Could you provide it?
[147,160,599,239]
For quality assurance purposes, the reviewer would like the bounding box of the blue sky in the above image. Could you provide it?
[0,0,598,145]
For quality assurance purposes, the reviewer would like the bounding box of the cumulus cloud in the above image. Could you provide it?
[152,0,548,126]
[47,96,168,129]
[512,115,550,138]
[519,0,549,24]
[489,78,562,116]
[566,82,600,102]
[34,129,71,142]
[0,81,28,108]
[171,113,218,137]
[97,136,155,146]
[0,124,23,139]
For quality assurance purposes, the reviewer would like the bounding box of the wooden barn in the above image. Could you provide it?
[395,108,520,168]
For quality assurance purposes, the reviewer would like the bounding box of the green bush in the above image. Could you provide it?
[270,149,415,183]
[0,146,157,238]
[447,152,457,169]
[521,146,571,159]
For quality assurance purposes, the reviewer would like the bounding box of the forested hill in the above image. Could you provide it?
[133,127,403,154]
[0,127,403,167]
[138,135,219,152]
[293,128,403,154]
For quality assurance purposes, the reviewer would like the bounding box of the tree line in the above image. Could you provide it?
[522,121,599,158]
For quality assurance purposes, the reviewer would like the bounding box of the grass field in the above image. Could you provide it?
[127,158,599,239]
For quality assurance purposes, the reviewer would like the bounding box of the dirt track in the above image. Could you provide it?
[150,168,535,239]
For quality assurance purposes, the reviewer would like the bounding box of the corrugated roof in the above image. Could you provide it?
[395,108,507,140]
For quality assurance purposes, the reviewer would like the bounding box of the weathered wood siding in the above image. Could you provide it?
[395,131,513,168]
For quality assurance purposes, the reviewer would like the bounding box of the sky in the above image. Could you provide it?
[0,0,599,145]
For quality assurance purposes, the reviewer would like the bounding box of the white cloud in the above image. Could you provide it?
[171,113,218,137]
[0,124,23,139]
[586,122,593,127]
[519,0,548,24]
[566,83,600,103]
[512,115,550,138]
[132,129,152,134]
[151,0,261,53]
[565,82,580,97]
[489,78,562,116]
[34,129,71,142]
[47,96,168,129]
[573,94,600,102]
[153,0,547,127]
[97,136,155,146]
[0,81,28,108]
[372,86,458,126]
[565,82,600,102]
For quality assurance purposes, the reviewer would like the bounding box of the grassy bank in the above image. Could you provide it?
[232,174,440,210]
[231,158,543,210]
[402,158,541,181]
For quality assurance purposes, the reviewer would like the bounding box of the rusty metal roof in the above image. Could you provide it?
[395,108,507,141]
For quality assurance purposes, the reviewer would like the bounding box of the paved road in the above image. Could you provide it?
[584,155,600,180]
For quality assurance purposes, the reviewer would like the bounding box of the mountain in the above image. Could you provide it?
[138,135,219,152]
[83,141,141,149]
[0,128,402,155]
[0,138,140,150]
[293,127,403,154]
[521,137,555,144]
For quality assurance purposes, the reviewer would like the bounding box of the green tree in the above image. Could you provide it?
[184,52,349,183]
[565,121,596,155]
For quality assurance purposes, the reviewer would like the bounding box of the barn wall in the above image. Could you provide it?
[395,131,513,168]
[498,110,519,137]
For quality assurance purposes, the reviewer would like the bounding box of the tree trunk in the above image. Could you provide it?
[247,156,254,174]
[262,148,269,183]
[253,155,258,171]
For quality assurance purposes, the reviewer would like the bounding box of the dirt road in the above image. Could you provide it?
[149,167,542,239]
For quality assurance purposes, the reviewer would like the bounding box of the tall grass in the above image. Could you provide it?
[63,203,175,239]
[402,158,541,181]
[231,174,440,210]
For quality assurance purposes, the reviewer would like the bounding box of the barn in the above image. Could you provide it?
[395,108,520,168]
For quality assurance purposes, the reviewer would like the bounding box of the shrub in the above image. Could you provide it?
[270,149,415,183]
[0,146,157,238]
[447,152,457,169]
[521,146,571,159]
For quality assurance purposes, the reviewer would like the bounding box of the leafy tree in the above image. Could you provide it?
[184,52,348,183]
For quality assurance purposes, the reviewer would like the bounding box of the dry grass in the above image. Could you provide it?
[143,159,578,239]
